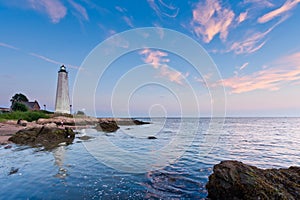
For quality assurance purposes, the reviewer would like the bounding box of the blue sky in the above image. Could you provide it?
[0,0,300,117]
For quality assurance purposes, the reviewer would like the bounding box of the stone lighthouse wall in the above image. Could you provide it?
[55,70,70,114]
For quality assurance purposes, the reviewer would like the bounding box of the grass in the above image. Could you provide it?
[0,111,51,122]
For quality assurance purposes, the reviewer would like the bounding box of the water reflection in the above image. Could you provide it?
[53,146,67,178]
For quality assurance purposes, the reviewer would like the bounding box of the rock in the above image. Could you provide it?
[4,145,12,149]
[8,167,19,175]
[132,119,150,125]
[37,117,75,126]
[17,119,28,126]
[77,135,93,140]
[44,122,57,128]
[95,120,120,132]
[37,116,99,126]
[148,136,157,139]
[113,118,150,126]
[8,126,75,150]
[206,160,300,200]
[5,120,18,125]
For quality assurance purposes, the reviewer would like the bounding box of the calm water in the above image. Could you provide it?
[1,118,300,199]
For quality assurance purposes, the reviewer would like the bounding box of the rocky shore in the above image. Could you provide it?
[8,126,75,150]
[0,116,150,147]
[206,160,300,199]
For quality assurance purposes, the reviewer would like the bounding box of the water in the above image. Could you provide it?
[1,118,300,199]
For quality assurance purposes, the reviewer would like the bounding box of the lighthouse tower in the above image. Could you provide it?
[55,65,70,114]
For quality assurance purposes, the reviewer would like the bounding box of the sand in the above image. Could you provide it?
[0,121,25,144]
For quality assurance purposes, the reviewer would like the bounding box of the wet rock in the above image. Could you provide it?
[206,160,300,200]
[114,118,150,125]
[132,119,150,125]
[8,126,75,150]
[148,136,157,139]
[95,120,120,132]
[77,135,93,140]
[4,145,12,149]
[8,167,19,175]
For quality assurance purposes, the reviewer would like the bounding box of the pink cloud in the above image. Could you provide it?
[191,0,235,43]
[139,49,188,85]
[68,0,89,21]
[227,18,284,54]
[258,0,300,23]
[139,49,170,68]
[237,11,248,23]
[218,52,300,93]
[243,0,274,8]
[159,65,189,85]
[28,0,67,23]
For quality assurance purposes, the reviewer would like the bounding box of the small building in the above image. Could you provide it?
[0,107,10,113]
[21,100,41,111]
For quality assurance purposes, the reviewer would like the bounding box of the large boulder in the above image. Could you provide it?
[95,120,120,132]
[206,160,300,200]
[8,126,75,149]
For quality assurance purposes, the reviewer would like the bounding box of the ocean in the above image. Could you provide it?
[1,118,300,199]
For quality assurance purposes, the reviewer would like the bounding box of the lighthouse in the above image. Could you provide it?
[55,65,70,114]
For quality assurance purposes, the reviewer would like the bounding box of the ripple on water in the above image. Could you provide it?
[0,118,300,199]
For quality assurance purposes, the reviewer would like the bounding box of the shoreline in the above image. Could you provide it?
[0,117,150,145]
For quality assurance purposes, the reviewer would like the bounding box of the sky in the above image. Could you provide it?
[0,0,300,117]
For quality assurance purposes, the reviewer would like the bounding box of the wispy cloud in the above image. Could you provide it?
[28,0,67,23]
[29,52,80,69]
[139,48,188,85]
[98,23,117,37]
[242,0,274,8]
[153,23,165,39]
[258,0,300,23]
[239,62,249,70]
[237,11,248,23]
[0,41,78,69]
[227,18,284,54]
[147,0,179,18]
[122,16,134,28]
[190,0,235,43]
[0,42,19,50]
[218,52,300,94]
[67,0,89,21]
[159,65,189,85]
[139,49,170,68]
[115,6,127,13]
[108,35,129,49]
[194,73,212,87]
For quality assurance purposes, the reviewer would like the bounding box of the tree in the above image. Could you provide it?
[11,102,28,112]
[10,93,29,104]
[75,110,85,116]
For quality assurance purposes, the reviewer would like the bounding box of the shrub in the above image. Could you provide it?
[75,110,85,116]
[0,111,50,122]
[11,102,28,112]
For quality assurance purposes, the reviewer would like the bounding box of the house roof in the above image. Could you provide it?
[21,101,40,109]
